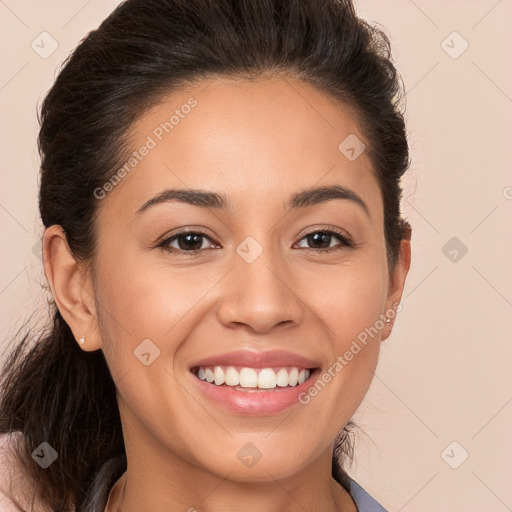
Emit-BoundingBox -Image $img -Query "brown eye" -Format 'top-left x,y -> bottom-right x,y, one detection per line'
159,231 -> 217,254
296,230 -> 352,252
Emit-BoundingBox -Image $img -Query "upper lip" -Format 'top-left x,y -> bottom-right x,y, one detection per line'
189,349 -> 320,370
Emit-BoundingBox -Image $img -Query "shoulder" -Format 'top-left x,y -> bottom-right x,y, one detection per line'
0,432 -> 53,512
81,454 -> 127,511
332,457 -> 388,512
345,476 -> 389,512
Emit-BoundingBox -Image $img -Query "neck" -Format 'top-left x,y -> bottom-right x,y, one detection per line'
106,439 -> 356,512
107,401 -> 358,512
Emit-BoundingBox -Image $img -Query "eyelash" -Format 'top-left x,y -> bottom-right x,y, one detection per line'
157,227 -> 353,255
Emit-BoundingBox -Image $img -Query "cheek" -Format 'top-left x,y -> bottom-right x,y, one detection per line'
297,261 -> 387,414
93,249 -> 216,377
92,253 -> 199,442
303,260 -> 388,348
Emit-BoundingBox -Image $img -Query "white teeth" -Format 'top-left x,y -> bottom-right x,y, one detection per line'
288,368 -> 299,386
213,366 -> 225,385
195,366 -> 312,389
276,368 -> 289,387
239,368 -> 258,387
224,366 -> 240,386
257,368 -> 277,389
204,368 -> 214,383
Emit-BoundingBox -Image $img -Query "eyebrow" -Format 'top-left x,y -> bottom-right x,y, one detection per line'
135,184 -> 370,219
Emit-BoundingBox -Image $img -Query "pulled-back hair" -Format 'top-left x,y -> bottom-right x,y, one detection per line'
0,0 -> 411,509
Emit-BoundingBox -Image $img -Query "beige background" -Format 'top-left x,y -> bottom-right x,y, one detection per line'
1,1 -> 511,510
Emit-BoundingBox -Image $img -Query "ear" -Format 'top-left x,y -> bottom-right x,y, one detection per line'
381,223 -> 412,341
42,225 -> 102,351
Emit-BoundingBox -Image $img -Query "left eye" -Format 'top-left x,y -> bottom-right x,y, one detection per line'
295,230 -> 351,251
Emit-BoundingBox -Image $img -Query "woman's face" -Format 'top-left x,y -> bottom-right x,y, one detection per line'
87,75 -> 409,482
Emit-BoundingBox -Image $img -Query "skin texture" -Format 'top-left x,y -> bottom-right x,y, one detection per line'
43,75 -> 411,512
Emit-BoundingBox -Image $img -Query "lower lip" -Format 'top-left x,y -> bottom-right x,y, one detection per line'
191,369 -> 320,415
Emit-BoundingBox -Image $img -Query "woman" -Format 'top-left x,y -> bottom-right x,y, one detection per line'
0,0 -> 412,510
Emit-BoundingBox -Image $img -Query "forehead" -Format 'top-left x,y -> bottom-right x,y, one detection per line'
100,75 -> 381,220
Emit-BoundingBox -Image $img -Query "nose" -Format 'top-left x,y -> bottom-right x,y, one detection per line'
216,243 -> 304,335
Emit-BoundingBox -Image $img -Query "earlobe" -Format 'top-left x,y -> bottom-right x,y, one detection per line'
42,225 -> 102,351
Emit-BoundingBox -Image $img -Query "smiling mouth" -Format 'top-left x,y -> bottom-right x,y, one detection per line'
191,365 -> 316,391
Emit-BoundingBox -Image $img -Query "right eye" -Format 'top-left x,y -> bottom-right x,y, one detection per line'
158,230 -> 220,255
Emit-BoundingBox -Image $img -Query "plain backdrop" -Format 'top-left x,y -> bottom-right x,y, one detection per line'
1,1 -> 511,510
